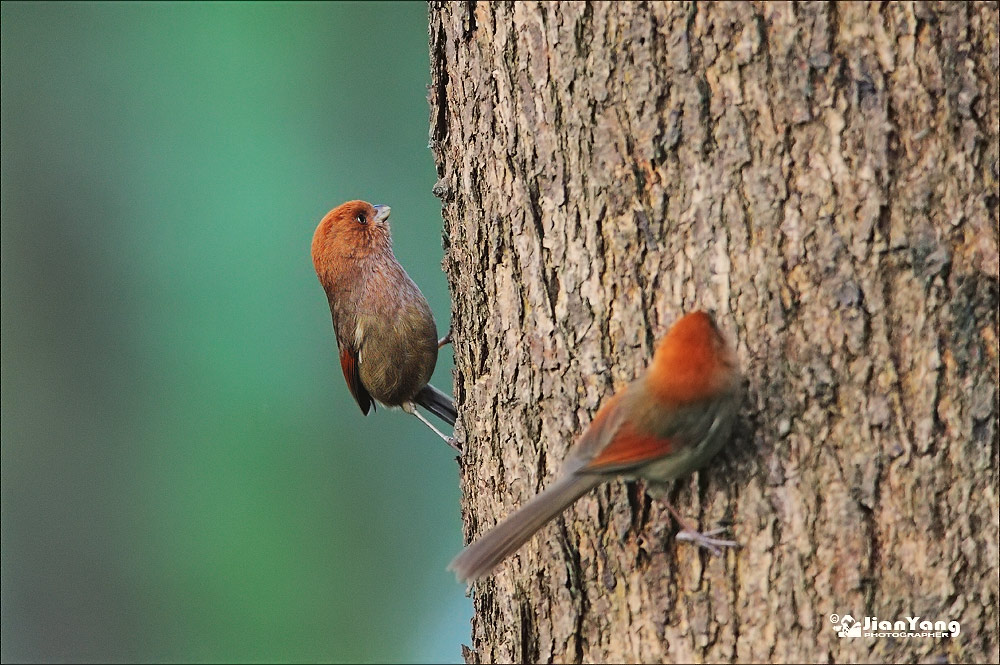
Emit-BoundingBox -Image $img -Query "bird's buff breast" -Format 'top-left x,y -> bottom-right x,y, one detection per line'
356,311 -> 437,406
349,264 -> 438,406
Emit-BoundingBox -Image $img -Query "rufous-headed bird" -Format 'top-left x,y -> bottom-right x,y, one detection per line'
449,311 -> 741,581
312,200 -> 457,449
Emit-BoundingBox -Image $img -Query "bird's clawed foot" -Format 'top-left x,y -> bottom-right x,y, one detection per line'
437,330 -> 453,349
675,527 -> 740,555
404,401 -> 461,452
664,501 -> 739,556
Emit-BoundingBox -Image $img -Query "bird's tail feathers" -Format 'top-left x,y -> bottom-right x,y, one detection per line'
448,472 -> 601,583
414,383 -> 457,426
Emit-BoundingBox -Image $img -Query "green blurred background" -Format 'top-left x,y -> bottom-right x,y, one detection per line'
1,2 -> 470,662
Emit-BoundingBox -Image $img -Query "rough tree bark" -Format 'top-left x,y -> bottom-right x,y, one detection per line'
428,2 -> 999,663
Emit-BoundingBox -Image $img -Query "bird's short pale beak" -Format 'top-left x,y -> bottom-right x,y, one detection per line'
372,205 -> 391,223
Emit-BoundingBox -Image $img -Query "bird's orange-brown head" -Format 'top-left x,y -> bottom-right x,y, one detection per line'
646,311 -> 738,405
311,200 -> 394,286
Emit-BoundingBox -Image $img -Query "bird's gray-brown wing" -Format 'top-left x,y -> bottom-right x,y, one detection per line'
338,342 -> 374,416
581,388 -> 738,481
327,285 -> 376,416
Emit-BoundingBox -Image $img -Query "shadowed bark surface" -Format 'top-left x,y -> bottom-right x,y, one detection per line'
428,2 -> 999,662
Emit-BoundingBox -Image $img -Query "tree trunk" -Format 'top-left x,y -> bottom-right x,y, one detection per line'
428,2 -> 999,662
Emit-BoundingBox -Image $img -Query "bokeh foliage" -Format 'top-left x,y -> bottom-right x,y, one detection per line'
1,2 -> 469,661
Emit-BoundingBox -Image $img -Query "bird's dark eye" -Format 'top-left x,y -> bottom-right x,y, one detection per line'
355,212 -> 367,225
